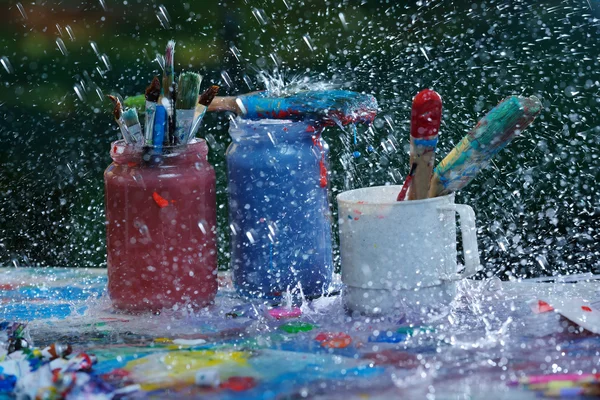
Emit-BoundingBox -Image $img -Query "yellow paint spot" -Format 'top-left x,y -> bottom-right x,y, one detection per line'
154,337 -> 173,344
124,350 -> 251,391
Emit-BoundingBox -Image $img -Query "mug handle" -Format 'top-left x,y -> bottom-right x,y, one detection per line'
438,203 -> 481,279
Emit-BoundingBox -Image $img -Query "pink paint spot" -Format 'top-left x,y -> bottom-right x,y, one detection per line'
582,306 -> 592,312
353,210 -> 362,215
376,215 -> 385,219
353,217 -> 359,221
268,307 -> 302,319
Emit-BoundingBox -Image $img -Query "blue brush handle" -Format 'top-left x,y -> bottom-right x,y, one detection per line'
152,105 -> 167,153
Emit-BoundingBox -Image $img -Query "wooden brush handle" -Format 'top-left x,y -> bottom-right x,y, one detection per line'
206,96 -> 239,113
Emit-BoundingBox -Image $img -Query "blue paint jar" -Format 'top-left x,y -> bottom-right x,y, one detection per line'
226,118 -> 334,300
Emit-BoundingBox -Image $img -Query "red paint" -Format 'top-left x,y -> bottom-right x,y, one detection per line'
537,300 -> 554,313
364,350 -> 419,368
113,145 -> 117,153
397,163 -> 417,201
220,376 -> 257,391
152,192 -> 170,208
410,89 -> 442,139
127,162 -> 138,168
315,332 -> 352,348
582,306 -> 592,312
311,132 -> 328,187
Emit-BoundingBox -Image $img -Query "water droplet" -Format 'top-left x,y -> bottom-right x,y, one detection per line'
420,47 -> 430,61
229,45 -> 242,62
156,4 -> 171,29
246,231 -> 256,244
56,24 -> 63,36
65,25 -> 75,41
98,0 -> 107,11
220,71 -> 233,89
564,86 -> 578,97
302,34 -> 315,51
16,2 -> 27,20
100,54 -> 112,71
198,221 -> 207,235
74,83 -> 86,102
242,74 -> 254,90
90,41 -> 100,56
1,56 -> 14,74
338,13 -> 348,29
251,7 -> 268,25
282,0 -> 292,10
56,38 -> 68,56
235,98 -> 247,115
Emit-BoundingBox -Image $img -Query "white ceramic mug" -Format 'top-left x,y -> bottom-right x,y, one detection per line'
337,185 -> 481,317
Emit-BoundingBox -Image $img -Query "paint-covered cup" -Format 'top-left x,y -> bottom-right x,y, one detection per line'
337,186 -> 481,318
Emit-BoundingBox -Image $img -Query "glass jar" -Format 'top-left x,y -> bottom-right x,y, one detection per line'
226,119 -> 334,300
104,139 -> 218,312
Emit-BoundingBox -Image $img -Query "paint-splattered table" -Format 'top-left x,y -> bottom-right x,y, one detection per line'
1,268 -> 599,399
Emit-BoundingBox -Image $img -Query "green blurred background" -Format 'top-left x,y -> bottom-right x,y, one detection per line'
0,0 -> 598,278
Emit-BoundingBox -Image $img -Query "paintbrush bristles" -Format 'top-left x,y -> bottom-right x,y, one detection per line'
145,76 -> 161,103
122,108 -> 140,127
199,85 -> 220,106
162,40 -> 175,98
428,95 -> 542,198
176,72 -> 202,109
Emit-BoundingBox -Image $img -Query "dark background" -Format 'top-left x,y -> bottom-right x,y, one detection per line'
0,0 -> 598,278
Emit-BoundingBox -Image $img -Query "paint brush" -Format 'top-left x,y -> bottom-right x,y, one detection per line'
428,95 -> 542,198
162,40 -> 175,98
175,72 -> 202,144
396,163 -> 417,201
403,89 -> 442,201
122,108 -> 143,144
188,85 -> 220,142
152,105 -> 167,154
107,95 -> 134,144
144,76 -> 161,146
206,90 -> 378,126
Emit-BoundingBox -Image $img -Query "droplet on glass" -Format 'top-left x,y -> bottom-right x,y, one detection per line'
302,34 -> 315,51
56,38 -> 68,56
1,56 -> 14,74
16,2 -> 27,20
251,7 -> 268,25
156,5 -> 171,29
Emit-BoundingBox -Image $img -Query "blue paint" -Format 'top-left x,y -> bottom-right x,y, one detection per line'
367,145 -> 374,152
0,374 -> 17,392
368,332 -> 408,343
412,138 -> 439,147
0,303 -> 74,320
226,119 -> 333,300
352,151 -> 361,158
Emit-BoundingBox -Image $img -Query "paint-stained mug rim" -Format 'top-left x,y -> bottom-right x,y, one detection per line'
336,185 -> 454,206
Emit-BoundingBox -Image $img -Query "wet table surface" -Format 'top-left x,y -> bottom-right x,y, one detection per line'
1,267 -> 599,399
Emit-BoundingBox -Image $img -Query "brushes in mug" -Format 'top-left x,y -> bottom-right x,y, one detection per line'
122,108 -> 143,144
402,89 -> 442,201
428,95 -> 542,198
207,90 -> 378,126
188,85 -> 220,142
107,95 -> 134,144
175,72 -> 202,144
144,76 -> 161,146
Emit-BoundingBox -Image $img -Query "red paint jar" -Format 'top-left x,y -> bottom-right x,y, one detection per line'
104,139 -> 218,312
